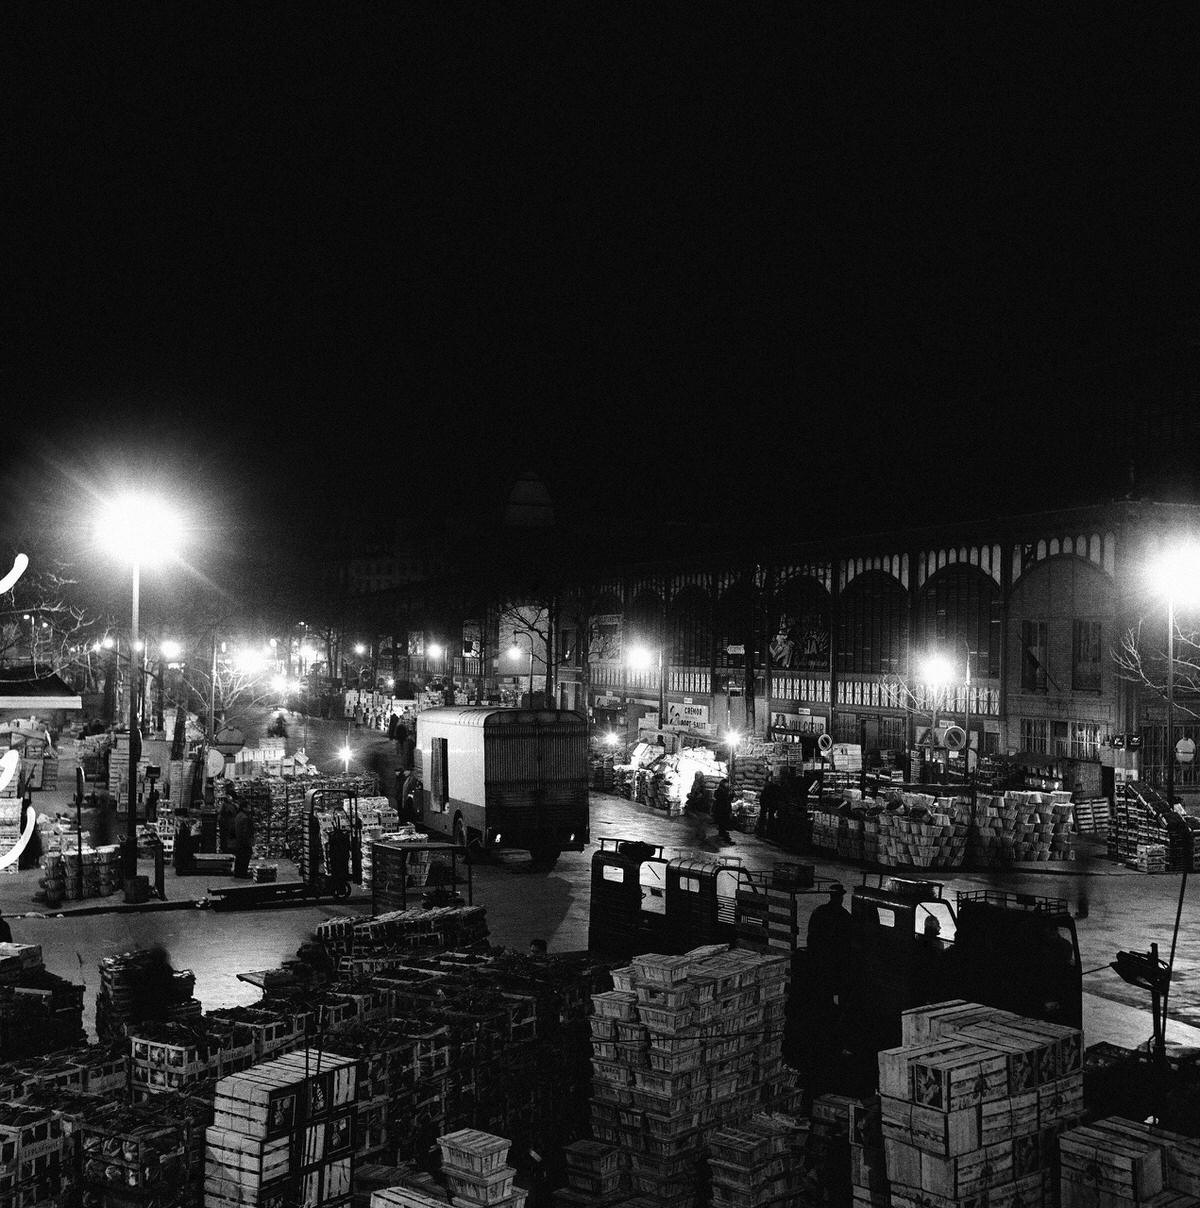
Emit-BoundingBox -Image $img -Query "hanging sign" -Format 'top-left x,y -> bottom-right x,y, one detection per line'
1176,737 -> 1196,765
668,702 -> 710,729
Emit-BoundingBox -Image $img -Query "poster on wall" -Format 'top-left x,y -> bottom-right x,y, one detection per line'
768,612 -> 830,671
770,711 -> 827,736
408,631 -> 425,656
667,701 -> 711,731
462,621 -> 482,659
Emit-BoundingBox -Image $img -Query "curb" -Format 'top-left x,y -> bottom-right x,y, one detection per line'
11,893 -> 373,921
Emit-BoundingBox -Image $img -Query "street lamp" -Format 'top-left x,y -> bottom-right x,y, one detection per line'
95,491 -> 183,880
508,633 -> 534,707
627,644 -> 666,727
1149,539 -> 1200,1040
923,645 -> 972,784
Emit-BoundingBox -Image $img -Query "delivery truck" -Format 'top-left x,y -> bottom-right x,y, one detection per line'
399,707 -> 589,864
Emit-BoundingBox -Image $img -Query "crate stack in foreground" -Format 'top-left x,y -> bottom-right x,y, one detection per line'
708,1111 -> 810,1207
586,945 -> 799,1208
0,1102 -> 68,1208
205,1048 -> 359,1208
96,952 -> 199,1041
437,1129 -> 525,1208
0,942 -> 86,1060
882,999 -> 1085,1208
1058,1116 -> 1200,1208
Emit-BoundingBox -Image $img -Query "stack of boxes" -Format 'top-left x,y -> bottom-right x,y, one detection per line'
205,1049 -> 359,1208
1058,1117 -> 1200,1207
554,1139 -> 623,1205
0,943 -> 86,1060
881,1000 -> 1085,1208
0,1103 -> 66,1208
734,864 -> 815,952
436,1129 -> 524,1208
39,844 -> 123,902
1135,843 -> 1169,873
586,945 -> 797,1208
80,1107 -> 192,1208
707,1112 -> 809,1206
96,953 -> 199,1041
128,1016 -> 257,1098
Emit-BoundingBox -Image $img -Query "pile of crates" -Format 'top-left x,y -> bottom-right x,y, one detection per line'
0,942 -> 86,1060
1135,843 -> 1169,873
316,907 -> 488,962
39,843 -> 123,902
128,1015 -> 258,1098
554,1139 -> 624,1205
734,863 -> 816,951
1058,1116 -> 1200,1206
586,945 -> 798,1208
205,1048 -> 359,1208
0,1043 -> 127,1103
437,1129 -> 524,1208
708,1112 -> 809,1206
96,952 -> 199,1041
0,1102 -> 67,1208
81,1105 -> 192,1208
881,999 -> 1085,1208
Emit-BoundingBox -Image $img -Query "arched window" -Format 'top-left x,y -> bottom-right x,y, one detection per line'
836,570 -> 909,676
627,590 -> 664,650
769,575 -> 831,672
916,565 -> 1002,679
716,580 -> 756,669
668,585 -> 713,667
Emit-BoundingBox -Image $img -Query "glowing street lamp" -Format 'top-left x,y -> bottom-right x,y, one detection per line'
923,645 -> 973,783
94,491 -> 183,880
628,643 -> 666,727
508,634 -> 534,706
1148,539 -> 1200,1040
340,743 -> 352,774
159,639 -> 182,661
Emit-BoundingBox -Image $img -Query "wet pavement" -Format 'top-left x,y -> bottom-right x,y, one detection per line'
3,710 -> 1198,1052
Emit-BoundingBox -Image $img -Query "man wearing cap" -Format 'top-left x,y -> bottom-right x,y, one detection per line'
806,882 -> 854,1005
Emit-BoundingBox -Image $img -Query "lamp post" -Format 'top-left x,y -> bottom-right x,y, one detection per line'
1149,540 -> 1200,1045
508,632 -> 534,707
96,493 -> 182,880
627,644 -> 666,728
923,646 -> 972,786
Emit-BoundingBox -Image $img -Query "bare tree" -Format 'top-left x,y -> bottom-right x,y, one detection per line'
1114,617 -> 1200,719
0,543 -> 105,685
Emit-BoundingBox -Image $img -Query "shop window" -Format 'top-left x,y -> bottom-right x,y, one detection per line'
1021,621 -> 1049,691
559,627 -> 578,667
1020,717 -> 1049,754
1071,722 -> 1100,761
1052,720 -> 1070,758
1072,620 -> 1102,692
591,617 -> 621,661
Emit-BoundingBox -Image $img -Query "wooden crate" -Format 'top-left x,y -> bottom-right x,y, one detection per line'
1059,1123 -> 1165,1203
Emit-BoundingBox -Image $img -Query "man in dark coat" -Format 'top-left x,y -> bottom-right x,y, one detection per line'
232,801 -> 255,878
386,713 -> 398,742
757,770 -> 783,839
712,779 -> 734,844
807,883 -> 854,1006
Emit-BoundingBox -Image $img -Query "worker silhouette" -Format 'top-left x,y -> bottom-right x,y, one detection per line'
806,883 -> 853,1007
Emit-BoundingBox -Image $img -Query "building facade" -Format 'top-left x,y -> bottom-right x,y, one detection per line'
548,500 -> 1200,798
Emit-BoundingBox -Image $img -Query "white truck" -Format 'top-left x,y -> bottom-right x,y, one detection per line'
400,707 -> 589,863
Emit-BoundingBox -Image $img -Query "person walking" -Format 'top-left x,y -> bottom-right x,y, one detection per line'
758,770 -> 782,840
232,800 -> 255,879
387,713 -> 398,742
712,779 -> 734,845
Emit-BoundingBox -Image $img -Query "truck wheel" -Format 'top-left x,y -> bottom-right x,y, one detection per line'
400,774 -> 421,820
530,843 -> 561,871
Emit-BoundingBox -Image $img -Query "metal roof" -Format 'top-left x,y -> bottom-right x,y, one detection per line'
418,707 -> 583,729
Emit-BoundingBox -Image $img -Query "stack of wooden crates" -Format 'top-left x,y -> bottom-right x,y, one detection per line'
204,1048 -> 359,1208
586,945 -> 798,1208
880,999 -> 1084,1208
1058,1117 -> 1200,1207
436,1128 -> 525,1208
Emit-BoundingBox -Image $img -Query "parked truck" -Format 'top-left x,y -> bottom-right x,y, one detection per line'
400,707 -> 589,864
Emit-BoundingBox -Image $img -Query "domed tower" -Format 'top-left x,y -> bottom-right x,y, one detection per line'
503,471 -> 556,528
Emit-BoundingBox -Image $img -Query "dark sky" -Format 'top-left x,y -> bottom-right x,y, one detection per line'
6,6 -> 1200,557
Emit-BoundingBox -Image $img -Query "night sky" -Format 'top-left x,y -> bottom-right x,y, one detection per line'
6,7 -> 1200,570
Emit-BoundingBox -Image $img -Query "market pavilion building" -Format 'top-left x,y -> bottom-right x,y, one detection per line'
549,500 -> 1200,803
